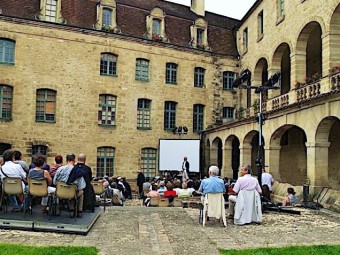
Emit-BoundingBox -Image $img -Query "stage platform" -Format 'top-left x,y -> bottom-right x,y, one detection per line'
0,206 -> 101,235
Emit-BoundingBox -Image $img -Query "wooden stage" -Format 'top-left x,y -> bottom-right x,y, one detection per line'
0,206 -> 101,235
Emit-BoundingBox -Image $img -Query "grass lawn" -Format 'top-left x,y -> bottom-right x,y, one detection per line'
219,245 -> 340,255
0,243 -> 98,255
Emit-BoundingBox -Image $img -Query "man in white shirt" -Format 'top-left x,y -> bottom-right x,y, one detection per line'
262,168 -> 274,200
0,150 -> 27,212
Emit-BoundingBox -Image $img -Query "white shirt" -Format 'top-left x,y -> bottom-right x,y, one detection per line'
0,161 -> 27,180
262,172 -> 274,191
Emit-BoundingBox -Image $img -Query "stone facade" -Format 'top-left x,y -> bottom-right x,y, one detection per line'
204,0 -> 340,193
0,0 -> 239,178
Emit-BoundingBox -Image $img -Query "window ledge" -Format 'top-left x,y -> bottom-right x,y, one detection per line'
100,74 -> 118,77
257,34 -> 264,43
36,120 -> 56,124
135,79 -> 150,83
165,82 -> 178,85
137,127 -> 152,130
0,118 -> 12,122
98,124 -> 116,128
0,62 -> 15,66
276,15 -> 285,26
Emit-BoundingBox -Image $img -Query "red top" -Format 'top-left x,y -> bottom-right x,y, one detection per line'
164,190 -> 177,197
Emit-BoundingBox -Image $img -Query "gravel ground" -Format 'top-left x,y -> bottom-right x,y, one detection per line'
0,200 -> 339,255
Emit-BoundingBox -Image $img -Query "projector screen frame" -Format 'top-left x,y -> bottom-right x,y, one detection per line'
158,138 -> 201,174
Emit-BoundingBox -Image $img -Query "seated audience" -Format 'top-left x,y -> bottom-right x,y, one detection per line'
28,153 -> 55,213
157,181 -> 167,196
177,182 -> 190,198
145,184 -> 161,206
49,154 -> 63,180
282,187 -> 298,206
164,182 -> 177,203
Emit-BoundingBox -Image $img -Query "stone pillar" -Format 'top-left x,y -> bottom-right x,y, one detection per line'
222,145 -> 233,178
322,32 -> 331,77
267,145 -> 281,182
291,52 -> 306,83
305,142 -> 330,193
210,148 -> 218,166
240,144 -> 252,168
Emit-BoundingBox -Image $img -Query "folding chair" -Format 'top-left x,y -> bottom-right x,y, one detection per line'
91,181 -> 106,211
55,181 -> 77,219
28,178 -> 48,215
0,177 -> 24,213
149,197 -> 160,207
201,193 -> 227,227
173,197 -> 183,207
158,198 -> 170,207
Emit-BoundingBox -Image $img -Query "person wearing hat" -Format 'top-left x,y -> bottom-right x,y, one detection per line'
157,180 -> 167,196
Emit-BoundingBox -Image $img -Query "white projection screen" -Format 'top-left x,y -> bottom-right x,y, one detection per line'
159,139 -> 200,172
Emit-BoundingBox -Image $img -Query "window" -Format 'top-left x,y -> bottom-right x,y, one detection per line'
243,28 -> 248,51
36,89 -> 56,123
258,11 -> 264,37
278,0 -> 285,18
164,101 -> 176,130
190,18 -> 209,50
0,85 -> 13,120
223,107 -> 235,120
100,53 -> 117,76
193,104 -> 204,132
146,8 -> 168,42
97,147 -> 115,177
0,39 -> 15,64
194,67 -> 205,87
0,143 -> 11,156
95,1 -> 119,31
223,71 -> 235,90
45,0 -> 57,22
137,99 -> 151,129
166,63 -> 178,84
152,19 -> 161,36
32,145 -> 48,156
197,28 -> 204,46
141,148 -> 157,178
135,58 -> 149,81
102,8 -> 112,27
98,94 -> 116,126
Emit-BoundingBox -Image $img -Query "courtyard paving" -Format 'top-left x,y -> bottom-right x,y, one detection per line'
0,200 -> 339,255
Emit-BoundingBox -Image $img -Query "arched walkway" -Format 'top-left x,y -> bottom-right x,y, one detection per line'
224,135 -> 240,179
270,125 -> 307,185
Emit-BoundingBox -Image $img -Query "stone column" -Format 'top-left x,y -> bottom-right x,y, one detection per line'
305,142 -> 330,193
267,145 -> 281,182
210,148 -> 218,166
222,145 -> 233,178
239,144 -> 252,168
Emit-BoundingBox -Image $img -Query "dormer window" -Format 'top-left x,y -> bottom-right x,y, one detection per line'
103,8 -> 112,27
152,19 -> 161,36
190,18 -> 209,50
96,0 -> 120,33
145,8 -> 168,42
39,0 -> 63,23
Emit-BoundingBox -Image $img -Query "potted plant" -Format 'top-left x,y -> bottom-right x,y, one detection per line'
329,65 -> 340,76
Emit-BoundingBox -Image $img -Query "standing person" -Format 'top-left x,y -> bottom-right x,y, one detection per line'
0,149 -> 27,212
261,168 -> 274,200
137,170 -> 145,199
67,154 -> 95,213
182,156 -> 190,181
13,150 -> 29,173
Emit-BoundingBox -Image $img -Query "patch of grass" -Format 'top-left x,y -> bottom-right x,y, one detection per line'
0,243 -> 98,255
219,245 -> 340,255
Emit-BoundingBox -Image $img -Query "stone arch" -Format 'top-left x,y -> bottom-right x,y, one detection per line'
211,137 -> 223,171
329,3 -> 340,67
270,125 -> 307,185
254,57 -> 269,100
315,116 -> 340,189
225,135 -> 240,180
295,21 -> 323,81
243,130 -> 261,175
272,43 -> 291,95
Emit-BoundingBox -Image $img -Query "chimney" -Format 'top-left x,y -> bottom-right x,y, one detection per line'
190,0 -> 205,17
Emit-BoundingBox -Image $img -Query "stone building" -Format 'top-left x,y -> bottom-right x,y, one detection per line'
0,0 -> 240,178
204,0 -> 340,195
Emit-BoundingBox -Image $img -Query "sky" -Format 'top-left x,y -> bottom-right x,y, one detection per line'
165,0 -> 257,20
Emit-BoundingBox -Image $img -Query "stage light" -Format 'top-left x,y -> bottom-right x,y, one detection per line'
232,70 -> 251,88
265,71 -> 281,87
